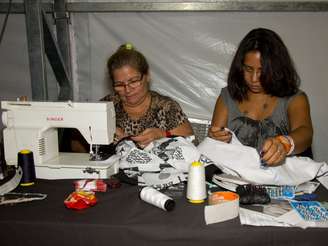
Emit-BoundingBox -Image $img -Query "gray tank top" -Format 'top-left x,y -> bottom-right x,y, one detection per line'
221,87 -> 302,151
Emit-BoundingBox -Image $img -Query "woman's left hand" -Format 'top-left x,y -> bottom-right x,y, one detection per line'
130,128 -> 164,148
261,137 -> 287,166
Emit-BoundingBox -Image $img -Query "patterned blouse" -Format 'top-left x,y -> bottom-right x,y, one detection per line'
101,91 -> 188,136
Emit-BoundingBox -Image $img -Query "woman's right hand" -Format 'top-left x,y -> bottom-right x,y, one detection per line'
208,126 -> 232,143
260,137 -> 287,166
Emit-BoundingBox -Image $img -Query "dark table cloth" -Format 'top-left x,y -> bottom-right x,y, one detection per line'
1,179 -> 328,246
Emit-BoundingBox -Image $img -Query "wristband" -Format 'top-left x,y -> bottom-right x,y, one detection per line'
165,130 -> 172,138
285,135 -> 295,155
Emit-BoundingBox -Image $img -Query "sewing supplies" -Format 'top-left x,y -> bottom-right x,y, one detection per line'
74,179 -> 107,192
140,186 -> 175,211
296,181 -> 320,194
294,193 -> 318,201
206,181 -> 218,189
0,192 -> 47,205
17,150 -> 36,186
236,184 -> 270,205
290,201 -> 328,221
204,191 -> 240,225
64,190 -> 97,210
1,100 -> 118,180
264,185 -> 296,200
211,173 -> 249,192
187,161 -> 207,203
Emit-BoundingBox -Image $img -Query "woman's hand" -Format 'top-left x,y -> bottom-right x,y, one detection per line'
130,128 -> 164,148
208,126 -> 232,143
261,137 -> 287,166
114,127 -> 127,143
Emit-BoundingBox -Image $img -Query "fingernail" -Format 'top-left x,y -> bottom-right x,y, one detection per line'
260,159 -> 268,168
259,150 -> 264,158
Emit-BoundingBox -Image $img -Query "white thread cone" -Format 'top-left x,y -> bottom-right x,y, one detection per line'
186,161 -> 207,203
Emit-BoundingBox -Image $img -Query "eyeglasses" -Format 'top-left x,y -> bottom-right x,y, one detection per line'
243,64 -> 261,77
113,74 -> 144,91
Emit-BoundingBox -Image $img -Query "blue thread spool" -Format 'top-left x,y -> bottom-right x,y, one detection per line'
18,149 -> 36,186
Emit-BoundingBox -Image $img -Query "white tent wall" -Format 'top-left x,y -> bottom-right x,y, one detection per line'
0,1 -> 328,162
72,11 -> 328,161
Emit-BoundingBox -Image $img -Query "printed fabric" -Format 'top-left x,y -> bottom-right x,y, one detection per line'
115,136 -> 200,189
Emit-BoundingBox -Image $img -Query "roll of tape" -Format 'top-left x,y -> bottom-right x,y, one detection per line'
204,191 -> 239,225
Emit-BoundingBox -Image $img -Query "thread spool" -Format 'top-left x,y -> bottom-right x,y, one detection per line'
186,161 -> 207,203
17,149 -> 36,186
140,186 -> 175,211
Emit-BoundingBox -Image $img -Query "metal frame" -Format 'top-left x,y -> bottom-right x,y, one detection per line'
42,8 -> 72,100
2,1 -> 328,13
0,2 -> 52,14
24,0 -> 48,100
1,0 -> 71,101
66,1 -> 328,12
1,1 -> 328,101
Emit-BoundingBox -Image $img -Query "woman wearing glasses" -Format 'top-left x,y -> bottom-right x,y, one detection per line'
101,44 -> 193,148
209,28 -> 313,166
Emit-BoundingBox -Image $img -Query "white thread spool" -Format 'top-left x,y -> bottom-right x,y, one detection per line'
186,161 -> 207,203
140,187 -> 175,211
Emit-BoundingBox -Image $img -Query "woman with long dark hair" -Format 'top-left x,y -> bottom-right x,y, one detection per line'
209,28 -> 313,166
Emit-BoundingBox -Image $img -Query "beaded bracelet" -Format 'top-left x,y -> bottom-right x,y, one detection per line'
285,135 -> 295,155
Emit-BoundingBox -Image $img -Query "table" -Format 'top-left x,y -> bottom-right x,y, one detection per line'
1,179 -> 328,246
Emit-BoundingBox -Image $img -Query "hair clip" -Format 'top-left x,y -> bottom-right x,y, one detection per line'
125,43 -> 133,50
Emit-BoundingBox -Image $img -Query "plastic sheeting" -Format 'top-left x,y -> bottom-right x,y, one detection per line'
71,11 -> 328,162
72,12 -> 236,119
1,8 -> 328,161
72,11 -> 326,116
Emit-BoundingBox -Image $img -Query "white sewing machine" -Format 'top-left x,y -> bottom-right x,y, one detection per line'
1,100 -> 118,179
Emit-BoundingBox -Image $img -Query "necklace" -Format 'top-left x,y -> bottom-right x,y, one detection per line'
242,95 -> 271,116
263,102 -> 269,110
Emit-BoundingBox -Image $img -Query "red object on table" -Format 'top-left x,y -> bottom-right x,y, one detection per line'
64,191 -> 97,210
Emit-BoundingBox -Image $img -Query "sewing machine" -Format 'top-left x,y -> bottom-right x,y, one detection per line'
1,100 -> 118,179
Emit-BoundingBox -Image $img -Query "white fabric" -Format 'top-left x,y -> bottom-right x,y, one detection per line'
197,135 -> 328,186
240,207 -> 328,229
114,129 -> 328,187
